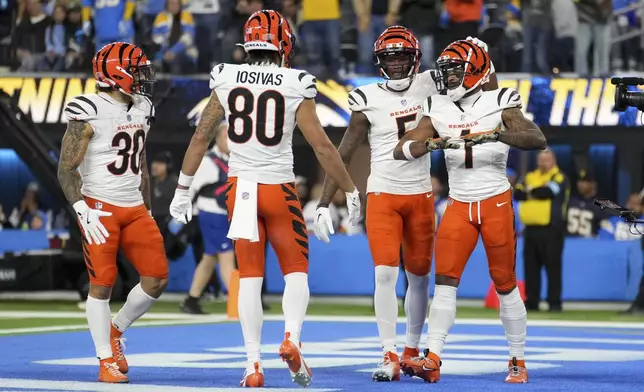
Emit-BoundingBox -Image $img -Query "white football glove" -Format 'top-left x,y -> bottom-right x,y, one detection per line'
313,206 -> 335,243
345,188 -> 361,226
169,188 -> 193,224
82,21 -> 92,36
466,36 -> 495,73
73,200 -> 112,245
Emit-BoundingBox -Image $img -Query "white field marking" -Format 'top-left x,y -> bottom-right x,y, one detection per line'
0,311 -> 230,321
0,379 -> 338,392
3,312 -> 644,330
0,318 -> 231,335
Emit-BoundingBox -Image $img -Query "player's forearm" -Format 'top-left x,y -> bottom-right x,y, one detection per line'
500,109 -> 547,150
393,140 -> 428,160
314,145 -> 355,193
483,73 -> 499,91
318,176 -> 340,207
178,93 -> 224,188
58,169 -> 84,205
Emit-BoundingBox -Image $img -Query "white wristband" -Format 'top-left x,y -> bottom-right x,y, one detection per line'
402,140 -> 415,161
178,171 -> 194,188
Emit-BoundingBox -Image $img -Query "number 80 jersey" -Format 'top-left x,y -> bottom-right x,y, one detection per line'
210,63 -> 317,184
63,93 -> 154,207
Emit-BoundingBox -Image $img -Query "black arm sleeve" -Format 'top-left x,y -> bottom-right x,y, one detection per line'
529,186 -> 555,200
513,184 -> 528,201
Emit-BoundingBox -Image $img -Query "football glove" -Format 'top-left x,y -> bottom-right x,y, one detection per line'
346,188 -> 361,226
73,200 -> 112,245
169,188 -> 193,224
313,206 -> 335,243
425,136 -> 460,152
461,130 -> 500,147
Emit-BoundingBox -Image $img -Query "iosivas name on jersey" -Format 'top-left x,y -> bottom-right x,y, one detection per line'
63,93 -> 155,207
209,63 -> 317,185
424,87 -> 522,202
348,71 -> 439,195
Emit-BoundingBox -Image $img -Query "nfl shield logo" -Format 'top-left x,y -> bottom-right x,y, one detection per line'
127,114 -> 132,121
95,202 -> 103,210
242,192 -> 250,200
401,100 -> 407,106
460,114 -> 466,121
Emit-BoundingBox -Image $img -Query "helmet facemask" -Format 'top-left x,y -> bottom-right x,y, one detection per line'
132,59 -> 156,98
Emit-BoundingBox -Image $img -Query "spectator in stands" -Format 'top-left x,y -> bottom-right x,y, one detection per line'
152,0 -> 198,74
507,167 -> 524,235
188,0 -> 220,72
300,0 -> 341,79
14,0 -> 52,71
575,0 -> 612,77
515,149 -> 569,312
137,0 -> 166,48
81,0 -> 134,50
39,4 -> 67,71
566,170 -> 606,237
399,0 -> 440,70
281,0 -> 298,40
151,151 -> 178,236
612,0 -> 641,72
9,182 -> 47,230
64,4 -> 84,71
441,0 -> 482,50
219,0 -> 263,65
551,0 -> 577,73
521,0 -> 552,74
353,0 -> 400,74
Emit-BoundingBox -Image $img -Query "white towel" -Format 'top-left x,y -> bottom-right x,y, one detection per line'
227,177 -> 260,242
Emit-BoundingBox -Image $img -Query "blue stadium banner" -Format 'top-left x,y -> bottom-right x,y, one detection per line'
0,74 -> 641,128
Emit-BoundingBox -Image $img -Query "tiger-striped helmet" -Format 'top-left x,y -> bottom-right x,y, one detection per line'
373,26 -> 421,91
92,42 -> 156,97
243,9 -> 295,67
435,40 -> 492,101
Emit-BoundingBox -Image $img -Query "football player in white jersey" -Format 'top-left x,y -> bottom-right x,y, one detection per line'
314,28 -> 497,382
393,40 -> 546,384
57,42 -> 167,384
168,10 -> 360,388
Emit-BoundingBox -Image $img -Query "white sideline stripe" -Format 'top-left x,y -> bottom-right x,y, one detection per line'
0,318 -> 231,335
2,312 -> 644,333
0,378 -> 339,392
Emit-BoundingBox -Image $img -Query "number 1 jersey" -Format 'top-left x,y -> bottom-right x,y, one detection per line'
63,92 -> 154,207
210,63 -> 317,184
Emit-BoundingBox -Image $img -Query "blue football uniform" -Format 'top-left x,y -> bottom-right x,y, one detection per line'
599,215 -> 644,241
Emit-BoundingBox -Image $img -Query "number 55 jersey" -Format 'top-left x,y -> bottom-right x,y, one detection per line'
64,92 -> 154,207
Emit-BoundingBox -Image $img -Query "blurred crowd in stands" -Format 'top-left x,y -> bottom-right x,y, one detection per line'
0,0 -> 641,78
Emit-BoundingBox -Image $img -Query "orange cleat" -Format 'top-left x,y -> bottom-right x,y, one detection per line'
402,347 -> 419,361
399,349 -> 441,383
278,333 -> 312,387
372,351 -> 400,382
240,362 -> 264,387
110,324 -> 128,374
505,357 -> 528,383
98,358 -> 128,383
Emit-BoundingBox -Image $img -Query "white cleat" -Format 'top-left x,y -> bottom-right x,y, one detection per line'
372,351 -> 401,382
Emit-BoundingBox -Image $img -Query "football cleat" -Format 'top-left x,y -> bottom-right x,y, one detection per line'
98,358 -> 128,383
399,349 -> 441,383
505,357 -> 528,383
240,362 -> 264,387
279,333 -> 312,387
372,351 -> 400,382
402,347 -> 419,361
110,324 -> 128,374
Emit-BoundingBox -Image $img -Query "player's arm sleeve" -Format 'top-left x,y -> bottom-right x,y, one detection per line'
347,88 -> 367,112
296,71 -> 318,99
497,87 -> 522,110
209,63 -> 226,90
63,96 -> 98,132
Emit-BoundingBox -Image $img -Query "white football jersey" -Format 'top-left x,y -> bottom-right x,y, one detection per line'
210,63 -> 316,184
424,87 -> 522,202
63,93 -> 155,207
349,71 -> 439,195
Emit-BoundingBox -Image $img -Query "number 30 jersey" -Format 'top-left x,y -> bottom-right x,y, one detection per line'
349,71 -> 438,195
424,88 -> 521,202
63,92 -> 154,207
210,63 -> 317,184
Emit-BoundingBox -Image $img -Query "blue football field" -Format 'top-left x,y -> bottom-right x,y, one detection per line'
1,316 -> 644,391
